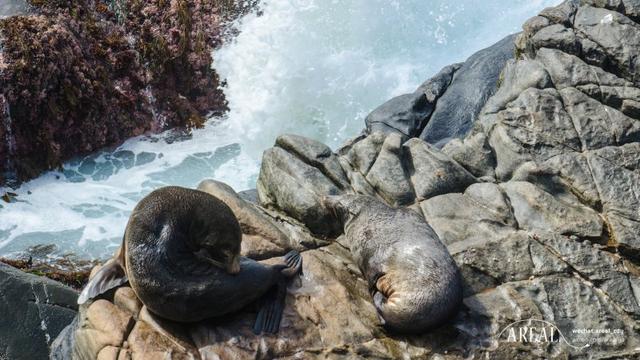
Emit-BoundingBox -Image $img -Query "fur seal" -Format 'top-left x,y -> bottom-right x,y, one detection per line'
78,186 -> 302,333
324,194 -> 462,333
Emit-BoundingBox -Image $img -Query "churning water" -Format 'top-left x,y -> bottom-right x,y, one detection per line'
0,0 -> 560,259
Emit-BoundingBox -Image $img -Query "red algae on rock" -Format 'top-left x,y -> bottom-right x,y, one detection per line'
0,0 -> 251,185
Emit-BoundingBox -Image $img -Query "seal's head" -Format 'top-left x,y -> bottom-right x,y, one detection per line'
323,194 -> 380,226
190,211 -> 242,275
199,232 -> 241,274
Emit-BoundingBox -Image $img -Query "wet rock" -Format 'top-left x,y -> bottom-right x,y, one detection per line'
365,62 -> 461,138
417,63 -> 462,102
135,152 -> 156,166
365,92 -> 433,137
420,34 -> 518,147
0,262 -> 77,360
257,145 -> 343,236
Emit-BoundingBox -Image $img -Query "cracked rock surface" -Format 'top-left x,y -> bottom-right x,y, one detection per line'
0,262 -> 78,360
52,1 -> 640,359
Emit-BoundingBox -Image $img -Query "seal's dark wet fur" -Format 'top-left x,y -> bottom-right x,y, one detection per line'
79,186 -> 301,333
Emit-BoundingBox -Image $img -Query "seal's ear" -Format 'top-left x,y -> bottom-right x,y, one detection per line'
77,252 -> 128,305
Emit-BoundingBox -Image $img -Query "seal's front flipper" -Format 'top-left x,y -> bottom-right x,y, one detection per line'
253,279 -> 287,334
77,257 -> 128,305
373,291 -> 387,326
280,250 -> 303,278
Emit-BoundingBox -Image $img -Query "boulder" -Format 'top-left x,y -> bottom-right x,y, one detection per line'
275,134 -> 350,190
421,182 -> 516,246
574,6 -> 640,84
341,131 -> 386,176
364,92 -> 433,137
364,63 -> 461,137
198,179 -> 330,258
257,145 -> 343,237
405,138 -> 476,200
364,133 -> 415,206
420,34 -> 518,147
0,263 -> 78,360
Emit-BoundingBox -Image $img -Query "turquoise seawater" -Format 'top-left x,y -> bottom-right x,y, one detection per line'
0,0 -> 560,259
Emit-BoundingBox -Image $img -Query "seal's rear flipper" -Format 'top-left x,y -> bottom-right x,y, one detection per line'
253,279 -> 287,334
77,257 -> 128,305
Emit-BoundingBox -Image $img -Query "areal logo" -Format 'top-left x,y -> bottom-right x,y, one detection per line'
496,319 -> 590,351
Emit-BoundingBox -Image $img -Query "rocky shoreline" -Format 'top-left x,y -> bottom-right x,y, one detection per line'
2,0 -> 640,359
0,0 -> 255,186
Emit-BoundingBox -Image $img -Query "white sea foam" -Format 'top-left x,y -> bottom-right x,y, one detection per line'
0,0 -> 560,259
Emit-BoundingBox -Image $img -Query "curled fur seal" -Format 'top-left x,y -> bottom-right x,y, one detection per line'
78,186 -> 302,333
324,194 -> 462,333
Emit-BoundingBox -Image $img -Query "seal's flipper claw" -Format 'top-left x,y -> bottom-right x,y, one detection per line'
253,280 -> 287,334
280,250 -> 302,278
284,251 -> 296,262
77,258 -> 128,305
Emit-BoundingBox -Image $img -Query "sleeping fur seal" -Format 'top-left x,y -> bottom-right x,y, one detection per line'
78,186 -> 302,333
324,194 -> 462,333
